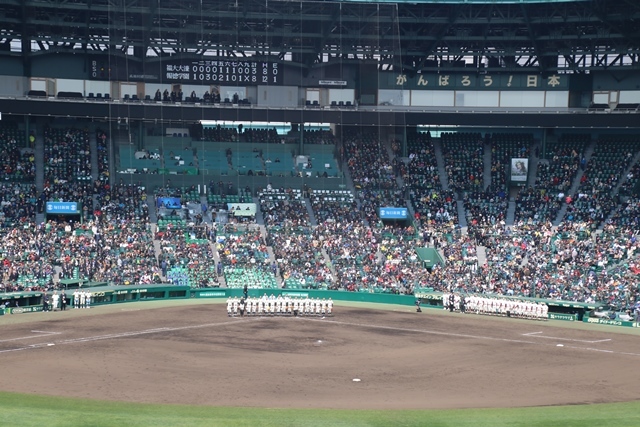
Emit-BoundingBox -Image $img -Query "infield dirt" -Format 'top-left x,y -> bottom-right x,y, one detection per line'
1,302 -> 639,410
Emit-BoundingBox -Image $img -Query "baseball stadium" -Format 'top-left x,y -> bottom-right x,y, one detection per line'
1,0 -> 640,425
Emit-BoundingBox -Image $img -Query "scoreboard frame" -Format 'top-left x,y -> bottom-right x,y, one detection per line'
164,60 -> 281,85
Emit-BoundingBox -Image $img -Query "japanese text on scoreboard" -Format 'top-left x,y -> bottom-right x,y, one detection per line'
165,60 -> 281,85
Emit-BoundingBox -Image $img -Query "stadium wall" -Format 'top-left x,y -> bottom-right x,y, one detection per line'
4,285 -> 640,328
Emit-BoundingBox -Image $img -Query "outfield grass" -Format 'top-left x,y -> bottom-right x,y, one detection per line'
1,392 -> 639,427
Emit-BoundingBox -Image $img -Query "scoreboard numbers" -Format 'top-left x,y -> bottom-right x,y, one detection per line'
165,61 -> 280,85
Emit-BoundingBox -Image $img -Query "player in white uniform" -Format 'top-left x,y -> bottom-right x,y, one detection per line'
74,290 -> 80,308
226,297 -> 233,316
52,292 -> 59,311
85,291 -> 91,309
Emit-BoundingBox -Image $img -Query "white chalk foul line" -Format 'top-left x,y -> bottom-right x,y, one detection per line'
521,332 -> 612,344
0,331 -> 62,343
0,318 -> 253,354
303,318 -> 640,358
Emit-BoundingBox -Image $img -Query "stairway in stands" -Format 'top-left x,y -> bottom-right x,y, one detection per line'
553,138 -> 596,226
598,150 -> 640,230
34,128 -> 45,224
89,124 -> 100,214
432,138 -> 449,191
476,245 -> 488,267
434,137 -> 468,230
304,196 -> 318,226
483,137 -> 492,191
505,199 -> 516,225
146,196 -> 158,223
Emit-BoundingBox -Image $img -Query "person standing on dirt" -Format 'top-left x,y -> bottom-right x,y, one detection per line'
52,291 -> 59,312
60,292 -> 67,311
239,297 -> 245,317
42,293 -> 49,312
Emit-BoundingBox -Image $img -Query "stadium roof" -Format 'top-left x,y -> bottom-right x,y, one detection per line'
334,0 -> 588,3
1,0 -> 639,74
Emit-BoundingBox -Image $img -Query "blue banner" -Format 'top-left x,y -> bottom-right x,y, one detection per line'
46,202 -> 79,214
379,207 -> 408,219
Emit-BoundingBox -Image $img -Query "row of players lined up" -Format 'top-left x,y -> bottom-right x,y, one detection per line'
42,289 -> 93,311
226,296 -> 334,317
441,293 -> 549,320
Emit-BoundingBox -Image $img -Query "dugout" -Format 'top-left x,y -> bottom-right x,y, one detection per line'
0,290 -> 44,313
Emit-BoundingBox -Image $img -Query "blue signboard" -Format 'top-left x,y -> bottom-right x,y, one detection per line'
46,202 -> 79,214
379,207 -> 408,220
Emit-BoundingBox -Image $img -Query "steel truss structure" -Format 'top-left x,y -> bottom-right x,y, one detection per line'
1,0 -> 639,74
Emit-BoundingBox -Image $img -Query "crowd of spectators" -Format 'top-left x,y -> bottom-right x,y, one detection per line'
3,126 -> 640,314
344,131 -> 397,191
489,133 -> 532,189
441,132 -> 484,193
619,161 -> 640,197
607,197 -> 640,228
541,135 -> 588,194
0,124 -> 35,182
0,223 -> 55,292
202,126 -> 238,142
514,183 -> 561,224
259,187 -> 310,227
95,183 -> 149,223
43,126 -> 92,184
0,183 -> 37,227
463,189 -> 508,230
376,225 -> 434,294
96,129 -> 110,182
267,226 -> 333,289
515,134 -> 589,223
302,130 -> 336,145
42,181 -> 94,221
159,224 -> 215,288
309,189 -> 360,224
201,125 -> 286,144
560,138 -> 638,228
403,133 -> 459,227
314,221 -> 382,292
435,220 -> 640,311
0,217 -> 160,292
216,226 -> 274,285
